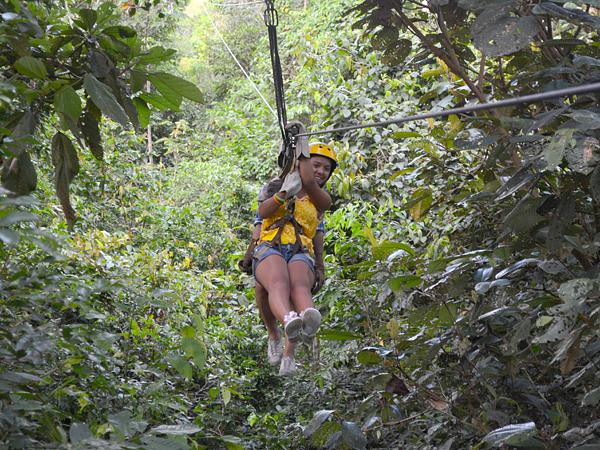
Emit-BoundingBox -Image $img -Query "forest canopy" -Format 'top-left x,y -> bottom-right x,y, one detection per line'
1,0 -> 600,449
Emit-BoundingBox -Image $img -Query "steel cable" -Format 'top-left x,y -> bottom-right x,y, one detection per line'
295,82 -> 600,138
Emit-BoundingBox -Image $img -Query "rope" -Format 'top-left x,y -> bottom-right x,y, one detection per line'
201,4 -> 277,119
296,82 -> 600,138
264,0 -> 288,145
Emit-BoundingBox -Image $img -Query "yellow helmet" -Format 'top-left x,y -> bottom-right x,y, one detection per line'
309,142 -> 337,172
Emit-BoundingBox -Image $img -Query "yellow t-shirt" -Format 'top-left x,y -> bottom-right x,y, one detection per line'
259,196 -> 320,255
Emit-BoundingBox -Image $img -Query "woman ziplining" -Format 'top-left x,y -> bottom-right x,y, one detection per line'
240,143 -> 337,376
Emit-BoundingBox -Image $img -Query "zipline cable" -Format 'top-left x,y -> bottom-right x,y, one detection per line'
295,82 -> 600,138
212,1 -> 263,6
201,3 -> 277,119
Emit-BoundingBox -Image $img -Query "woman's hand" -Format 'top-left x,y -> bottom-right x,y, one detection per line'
299,157 -> 331,211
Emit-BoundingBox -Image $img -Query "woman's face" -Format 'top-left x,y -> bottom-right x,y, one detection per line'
310,155 -> 333,187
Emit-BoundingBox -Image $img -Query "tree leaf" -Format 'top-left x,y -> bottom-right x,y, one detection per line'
408,187 -> 432,220
140,92 -> 180,111
14,56 -> 47,79
495,165 -> 538,201
148,72 -> 203,103
545,128 -> 575,170
388,275 -> 422,291
0,211 -> 37,227
502,195 -> 544,235
304,410 -> 335,437
131,69 -> 147,93
341,421 -> 367,450
373,241 -> 415,260
79,105 -> 103,160
83,74 -> 130,128
52,132 -> 79,229
170,356 -> 192,379
134,97 -> 150,129
472,7 -> 539,57
138,46 -> 177,65
565,136 -> 599,174
149,424 -> 201,435
69,423 -> 92,444
78,8 -> 97,30
1,151 -> 38,196
319,329 -> 361,341
357,349 -> 382,365
54,86 -> 82,122
0,228 -> 19,246
141,436 -> 189,450
582,386 -> 600,406
181,337 -> 206,368
483,422 -> 538,447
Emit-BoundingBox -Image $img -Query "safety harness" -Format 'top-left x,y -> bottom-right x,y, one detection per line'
264,199 -> 306,255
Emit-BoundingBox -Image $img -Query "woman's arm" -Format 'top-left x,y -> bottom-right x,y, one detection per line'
258,192 -> 286,218
299,158 -> 332,211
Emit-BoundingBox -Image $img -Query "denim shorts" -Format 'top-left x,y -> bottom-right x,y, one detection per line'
252,243 -> 315,275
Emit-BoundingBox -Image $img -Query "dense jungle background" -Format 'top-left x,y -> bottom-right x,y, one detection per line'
2,0 -> 600,448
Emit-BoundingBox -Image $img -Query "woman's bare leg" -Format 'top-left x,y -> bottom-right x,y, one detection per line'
255,281 -> 279,340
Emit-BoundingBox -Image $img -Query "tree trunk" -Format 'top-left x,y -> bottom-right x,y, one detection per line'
304,0 -> 309,9
145,80 -> 153,164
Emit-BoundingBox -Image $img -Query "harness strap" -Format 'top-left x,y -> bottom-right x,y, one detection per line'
264,200 -> 305,254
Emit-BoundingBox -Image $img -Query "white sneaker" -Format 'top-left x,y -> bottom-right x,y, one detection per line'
300,307 -> 321,342
267,336 -> 283,366
284,316 -> 303,343
278,356 -> 296,376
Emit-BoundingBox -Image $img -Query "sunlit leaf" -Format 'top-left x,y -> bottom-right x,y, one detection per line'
14,56 -> 47,79
304,410 -> 335,437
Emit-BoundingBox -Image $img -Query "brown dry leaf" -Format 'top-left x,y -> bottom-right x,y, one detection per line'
427,398 -> 449,412
560,333 -> 582,375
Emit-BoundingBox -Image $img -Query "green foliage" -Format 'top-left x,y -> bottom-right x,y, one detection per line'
0,0 -> 202,225
3,0 -> 600,449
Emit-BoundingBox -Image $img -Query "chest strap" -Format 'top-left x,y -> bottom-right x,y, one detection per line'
265,200 -> 305,254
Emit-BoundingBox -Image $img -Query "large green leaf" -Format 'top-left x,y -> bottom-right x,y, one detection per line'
483,422 -> 539,447
14,56 -> 47,79
83,74 -> 130,128
0,228 -> 19,246
170,355 -> 193,379
148,72 -> 203,104
140,92 -> 180,111
54,86 -> 82,122
319,329 -> 361,341
1,151 -> 37,196
77,8 -> 97,30
544,128 -> 575,170
150,424 -> 201,435
472,7 -> 539,57
133,98 -> 150,128
373,241 -> 415,260
388,275 -> 422,291
408,187 -> 433,220
181,337 -> 206,368
51,132 -> 79,228
304,410 -> 335,437
79,104 -> 103,160
341,421 -> 367,450
138,46 -> 177,65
